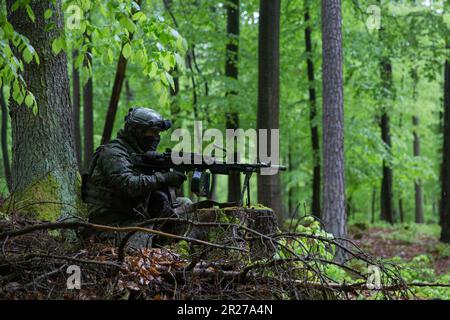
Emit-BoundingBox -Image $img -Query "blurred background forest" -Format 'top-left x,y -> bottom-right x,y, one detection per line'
3,1 -> 446,222
0,0 -> 450,299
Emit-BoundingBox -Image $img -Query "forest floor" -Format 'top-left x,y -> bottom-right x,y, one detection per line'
349,222 -> 450,299
350,224 -> 450,274
1,213 -> 448,300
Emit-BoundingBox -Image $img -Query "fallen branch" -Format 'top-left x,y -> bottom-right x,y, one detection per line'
0,221 -> 247,254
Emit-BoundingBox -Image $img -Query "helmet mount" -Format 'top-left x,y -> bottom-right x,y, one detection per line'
124,108 -> 172,133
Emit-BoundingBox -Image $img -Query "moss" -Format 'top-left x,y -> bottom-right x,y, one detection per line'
248,203 -> 273,211
1,170 -> 88,223
173,240 -> 190,257
74,172 -> 88,218
10,173 -> 61,221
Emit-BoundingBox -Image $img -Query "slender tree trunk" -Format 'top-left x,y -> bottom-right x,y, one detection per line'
411,68 -> 424,223
304,0 -> 321,219
101,46 -> 127,145
225,0 -> 241,203
371,188 -> 376,224
83,38 -> 94,171
378,2 -> 394,224
101,1 -> 141,145
379,59 -> 395,224
257,0 -> 283,223
413,115 -> 424,223
347,195 -> 353,222
321,0 -> 347,262
288,146 -> 294,214
440,36 -> 450,242
72,50 -> 82,170
125,78 -> 134,108
0,85 -> 12,191
6,0 -> 80,220
398,198 -> 404,223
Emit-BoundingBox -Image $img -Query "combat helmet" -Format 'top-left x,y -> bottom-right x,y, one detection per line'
124,107 -> 172,133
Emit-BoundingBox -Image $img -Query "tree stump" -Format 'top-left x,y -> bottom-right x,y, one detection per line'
189,206 -> 278,262
244,207 -> 278,260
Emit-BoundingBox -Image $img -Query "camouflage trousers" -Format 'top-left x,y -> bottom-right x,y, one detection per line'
125,196 -> 195,249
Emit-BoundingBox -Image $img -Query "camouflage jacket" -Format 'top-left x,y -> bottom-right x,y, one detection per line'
82,129 -> 162,225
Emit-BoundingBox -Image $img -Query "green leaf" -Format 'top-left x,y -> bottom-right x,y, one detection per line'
132,12 -> 146,22
108,49 -> 114,63
25,92 -> 34,107
3,21 -> 14,38
32,103 -> 38,116
11,1 -> 20,11
148,61 -> 158,77
44,9 -> 53,19
25,5 -> 36,23
51,37 -> 64,54
165,71 -> 174,90
120,17 -> 136,33
23,48 -> 33,64
122,43 -> 132,59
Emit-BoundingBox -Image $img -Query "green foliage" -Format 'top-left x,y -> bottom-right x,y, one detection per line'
395,255 -> 450,299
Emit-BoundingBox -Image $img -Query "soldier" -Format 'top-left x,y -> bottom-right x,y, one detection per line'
81,107 -> 193,247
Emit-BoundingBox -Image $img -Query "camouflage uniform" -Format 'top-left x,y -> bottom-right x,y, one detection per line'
81,109 -> 192,247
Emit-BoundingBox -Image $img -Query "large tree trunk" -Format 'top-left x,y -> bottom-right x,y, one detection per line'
6,0 -> 80,221
440,38 -> 450,243
304,0 -> 321,218
257,0 -> 283,224
83,37 -> 94,171
225,0 -> 241,203
0,85 -> 12,191
72,50 -> 82,170
321,0 -> 347,262
411,68 -> 424,224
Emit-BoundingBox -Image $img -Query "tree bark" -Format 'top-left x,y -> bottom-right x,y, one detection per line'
225,0 -> 241,203
0,85 -> 12,191
257,0 -> 283,224
440,37 -> 450,242
379,59 -> 394,224
83,37 -> 94,171
101,48 -> 127,145
321,0 -> 347,262
371,188 -> 376,224
399,198 -> 404,223
411,68 -> 424,224
412,116 -> 424,223
72,50 -> 82,170
6,0 -> 80,220
378,1 -> 395,224
101,1 -> 141,145
304,0 -> 321,218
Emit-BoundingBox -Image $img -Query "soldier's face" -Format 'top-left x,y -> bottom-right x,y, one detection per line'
138,128 -> 161,151
143,128 -> 160,138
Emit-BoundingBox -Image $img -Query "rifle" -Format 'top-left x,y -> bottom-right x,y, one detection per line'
131,149 -> 286,207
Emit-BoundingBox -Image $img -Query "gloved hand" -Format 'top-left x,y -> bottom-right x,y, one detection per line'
155,171 -> 187,188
